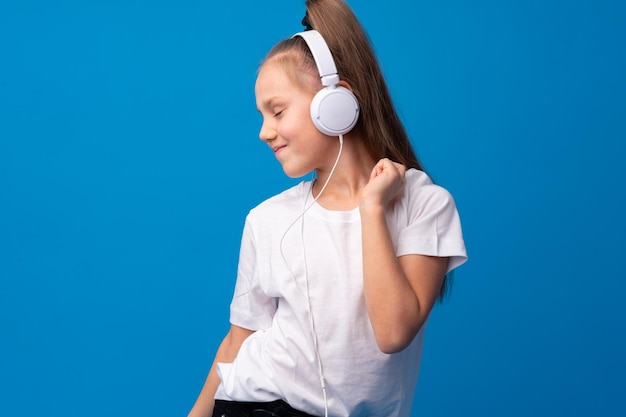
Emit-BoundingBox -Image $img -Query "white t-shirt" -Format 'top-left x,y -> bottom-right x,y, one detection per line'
215,169 -> 467,417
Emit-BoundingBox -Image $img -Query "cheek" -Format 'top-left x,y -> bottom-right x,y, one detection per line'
281,106 -> 314,137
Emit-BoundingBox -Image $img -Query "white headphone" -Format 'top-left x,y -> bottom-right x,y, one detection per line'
292,30 -> 360,137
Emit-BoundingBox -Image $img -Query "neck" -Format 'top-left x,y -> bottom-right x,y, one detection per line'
312,134 -> 375,211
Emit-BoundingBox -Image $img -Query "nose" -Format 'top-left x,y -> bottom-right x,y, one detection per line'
259,119 -> 277,143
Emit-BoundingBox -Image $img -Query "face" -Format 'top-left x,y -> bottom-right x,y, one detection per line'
255,60 -> 336,178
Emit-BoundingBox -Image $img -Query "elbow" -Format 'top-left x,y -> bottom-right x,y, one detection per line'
373,325 -> 422,354
377,339 -> 410,355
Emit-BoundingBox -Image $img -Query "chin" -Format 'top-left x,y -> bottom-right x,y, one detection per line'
281,164 -> 312,179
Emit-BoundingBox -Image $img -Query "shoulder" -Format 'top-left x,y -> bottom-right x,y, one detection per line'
396,170 -> 467,269
402,169 -> 458,216
405,169 -> 454,200
246,180 -> 310,225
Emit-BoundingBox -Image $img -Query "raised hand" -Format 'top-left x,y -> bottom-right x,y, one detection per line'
360,158 -> 407,209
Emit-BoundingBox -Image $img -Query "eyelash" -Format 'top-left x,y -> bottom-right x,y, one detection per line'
273,110 -> 283,118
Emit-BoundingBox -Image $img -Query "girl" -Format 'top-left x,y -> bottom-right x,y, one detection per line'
188,1 -> 467,416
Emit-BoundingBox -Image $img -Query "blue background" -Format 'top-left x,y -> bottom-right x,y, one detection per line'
1,1 -> 624,416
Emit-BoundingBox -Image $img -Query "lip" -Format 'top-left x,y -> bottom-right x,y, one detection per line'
272,145 -> 286,154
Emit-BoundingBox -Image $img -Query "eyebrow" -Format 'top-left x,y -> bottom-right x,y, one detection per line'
257,97 -> 283,113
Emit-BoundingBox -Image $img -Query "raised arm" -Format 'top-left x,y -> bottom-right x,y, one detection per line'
359,159 -> 449,354
187,325 -> 255,417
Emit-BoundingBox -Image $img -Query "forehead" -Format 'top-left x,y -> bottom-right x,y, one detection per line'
255,58 -> 319,98
255,61 -> 293,93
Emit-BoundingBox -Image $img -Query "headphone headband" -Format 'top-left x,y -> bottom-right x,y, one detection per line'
290,29 -> 360,136
292,30 -> 340,87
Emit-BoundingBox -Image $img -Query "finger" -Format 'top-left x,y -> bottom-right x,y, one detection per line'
391,162 -> 406,180
390,161 -> 406,172
370,163 -> 382,180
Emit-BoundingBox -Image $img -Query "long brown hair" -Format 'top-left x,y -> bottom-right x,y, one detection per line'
264,0 -> 423,171
262,0 -> 453,301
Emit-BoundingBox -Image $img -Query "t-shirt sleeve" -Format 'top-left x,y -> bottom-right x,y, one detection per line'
396,182 -> 468,273
228,217 -> 278,331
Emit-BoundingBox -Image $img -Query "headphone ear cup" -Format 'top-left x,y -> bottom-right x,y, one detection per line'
310,86 -> 360,136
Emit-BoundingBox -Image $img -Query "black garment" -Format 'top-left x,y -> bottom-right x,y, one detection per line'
213,399 -> 319,417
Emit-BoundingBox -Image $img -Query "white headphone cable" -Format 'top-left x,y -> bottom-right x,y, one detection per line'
279,134 -> 343,417
279,133 -> 344,260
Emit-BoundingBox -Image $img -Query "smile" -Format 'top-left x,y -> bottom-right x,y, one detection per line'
273,145 -> 286,154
